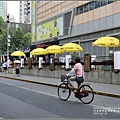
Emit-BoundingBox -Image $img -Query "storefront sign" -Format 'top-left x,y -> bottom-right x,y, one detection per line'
36,44 -> 51,48
37,16 -> 63,41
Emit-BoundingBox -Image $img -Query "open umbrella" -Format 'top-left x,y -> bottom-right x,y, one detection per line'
92,36 -> 120,47
46,45 -> 62,54
30,48 -> 47,55
11,51 -> 26,56
61,43 -> 83,53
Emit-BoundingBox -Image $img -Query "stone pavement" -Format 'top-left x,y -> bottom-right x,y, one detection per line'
0,72 -> 120,99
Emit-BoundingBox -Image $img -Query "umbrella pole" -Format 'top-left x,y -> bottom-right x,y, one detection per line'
106,47 -> 109,56
114,47 -> 115,51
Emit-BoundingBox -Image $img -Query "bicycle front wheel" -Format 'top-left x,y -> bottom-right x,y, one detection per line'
57,83 -> 71,101
79,84 -> 94,104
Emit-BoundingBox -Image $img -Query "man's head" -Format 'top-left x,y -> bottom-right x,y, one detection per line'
75,57 -> 80,63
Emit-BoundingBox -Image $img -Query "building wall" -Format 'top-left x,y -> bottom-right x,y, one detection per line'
19,1 -> 31,24
35,1 -> 120,57
5,22 -> 31,34
0,1 -> 7,20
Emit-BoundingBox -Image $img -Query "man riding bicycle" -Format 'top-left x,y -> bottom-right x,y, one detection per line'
66,57 -> 85,90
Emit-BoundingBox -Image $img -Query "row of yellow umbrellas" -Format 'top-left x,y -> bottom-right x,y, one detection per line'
10,36 -> 120,57
30,43 -> 83,55
10,43 -> 83,57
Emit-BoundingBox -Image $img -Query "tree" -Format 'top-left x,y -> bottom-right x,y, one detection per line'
22,32 -> 31,49
0,16 -> 6,54
10,27 -> 24,53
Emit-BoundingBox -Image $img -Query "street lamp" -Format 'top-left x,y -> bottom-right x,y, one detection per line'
6,14 -> 10,67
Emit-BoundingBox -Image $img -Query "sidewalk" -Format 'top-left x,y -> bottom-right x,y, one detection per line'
0,72 -> 120,98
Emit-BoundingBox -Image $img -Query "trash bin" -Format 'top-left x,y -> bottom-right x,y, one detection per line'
84,52 -> 91,72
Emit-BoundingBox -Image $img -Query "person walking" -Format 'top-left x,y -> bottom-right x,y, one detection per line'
2,61 -> 7,73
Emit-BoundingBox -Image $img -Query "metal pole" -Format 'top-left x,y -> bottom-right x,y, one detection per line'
6,14 -> 10,68
7,23 -> 9,67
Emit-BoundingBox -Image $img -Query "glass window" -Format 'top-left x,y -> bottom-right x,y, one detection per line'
108,1 -> 114,4
77,6 -> 83,15
16,24 -> 19,28
101,1 -> 107,6
84,4 -> 89,12
89,1 -> 95,10
95,1 -> 101,9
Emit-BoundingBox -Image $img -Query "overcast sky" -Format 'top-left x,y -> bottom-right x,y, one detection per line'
7,1 -> 19,22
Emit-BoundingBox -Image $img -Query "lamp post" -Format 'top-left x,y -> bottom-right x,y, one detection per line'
6,14 -> 10,67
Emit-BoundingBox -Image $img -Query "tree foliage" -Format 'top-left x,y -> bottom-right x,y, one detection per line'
0,16 -> 6,54
0,18 -> 31,55
10,27 -> 24,53
23,32 -> 31,48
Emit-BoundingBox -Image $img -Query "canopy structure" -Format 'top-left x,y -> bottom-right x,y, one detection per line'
61,43 -> 83,53
30,48 -> 47,55
11,51 -> 26,56
46,45 -> 62,54
92,36 -> 120,47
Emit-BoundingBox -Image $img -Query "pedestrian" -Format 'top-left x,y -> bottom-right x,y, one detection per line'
2,61 -> 7,73
15,63 -> 20,76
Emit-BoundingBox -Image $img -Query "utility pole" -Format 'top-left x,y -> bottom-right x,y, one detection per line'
6,14 -> 10,68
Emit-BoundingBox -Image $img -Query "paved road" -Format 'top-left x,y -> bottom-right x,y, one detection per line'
0,77 -> 120,119
0,73 -> 120,98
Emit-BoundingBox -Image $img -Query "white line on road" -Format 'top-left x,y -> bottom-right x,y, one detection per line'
0,81 -> 120,114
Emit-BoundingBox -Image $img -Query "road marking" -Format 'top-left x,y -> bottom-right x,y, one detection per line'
0,81 -> 120,114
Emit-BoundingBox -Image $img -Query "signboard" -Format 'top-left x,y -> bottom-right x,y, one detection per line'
114,51 -> 120,69
31,1 -> 36,42
37,16 -> 63,41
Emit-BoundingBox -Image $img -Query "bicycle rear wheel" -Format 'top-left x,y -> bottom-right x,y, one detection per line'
79,84 -> 94,104
57,83 -> 71,101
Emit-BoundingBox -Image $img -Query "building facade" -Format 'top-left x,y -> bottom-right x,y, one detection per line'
19,1 -> 31,24
31,1 -> 120,57
0,1 -> 7,20
5,22 -> 31,34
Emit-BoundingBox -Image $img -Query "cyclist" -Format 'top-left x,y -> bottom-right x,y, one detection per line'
66,57 -> 85,90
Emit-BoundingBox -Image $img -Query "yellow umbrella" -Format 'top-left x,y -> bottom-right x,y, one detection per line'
11,51 -> 26,56
30,48 -> 47,55
46,45 -> 62,54
61,43 -> 83,52
92,36 -> 120,47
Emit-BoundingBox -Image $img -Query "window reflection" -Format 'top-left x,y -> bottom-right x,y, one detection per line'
101,1 -> 107,6
84,4 -> 89,12
89,1 -> 95,10
76,0 -> 115,16
95,1 -> 101,8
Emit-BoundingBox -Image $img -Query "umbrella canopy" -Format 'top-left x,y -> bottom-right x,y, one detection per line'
11,51 -> 26,56
30,48 -> 47,55
61,43 -> 83,52
92,36 -> 120,47
46,45 -> 62,54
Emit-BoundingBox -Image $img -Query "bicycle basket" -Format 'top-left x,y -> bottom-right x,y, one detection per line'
61,75 -> 66,82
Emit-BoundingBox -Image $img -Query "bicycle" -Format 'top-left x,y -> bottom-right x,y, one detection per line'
57,75 -> 94,104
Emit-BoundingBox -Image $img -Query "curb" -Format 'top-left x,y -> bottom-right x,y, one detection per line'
0,75 -> 120,99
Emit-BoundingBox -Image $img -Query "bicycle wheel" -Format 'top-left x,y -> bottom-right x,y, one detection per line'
57,83 -> 71,101
79,84 -> 94,104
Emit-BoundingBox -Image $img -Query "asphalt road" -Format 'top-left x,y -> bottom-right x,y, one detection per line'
0,77 -> 120,119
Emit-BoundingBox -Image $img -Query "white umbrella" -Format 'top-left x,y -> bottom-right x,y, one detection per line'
14,60 -> 21,63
